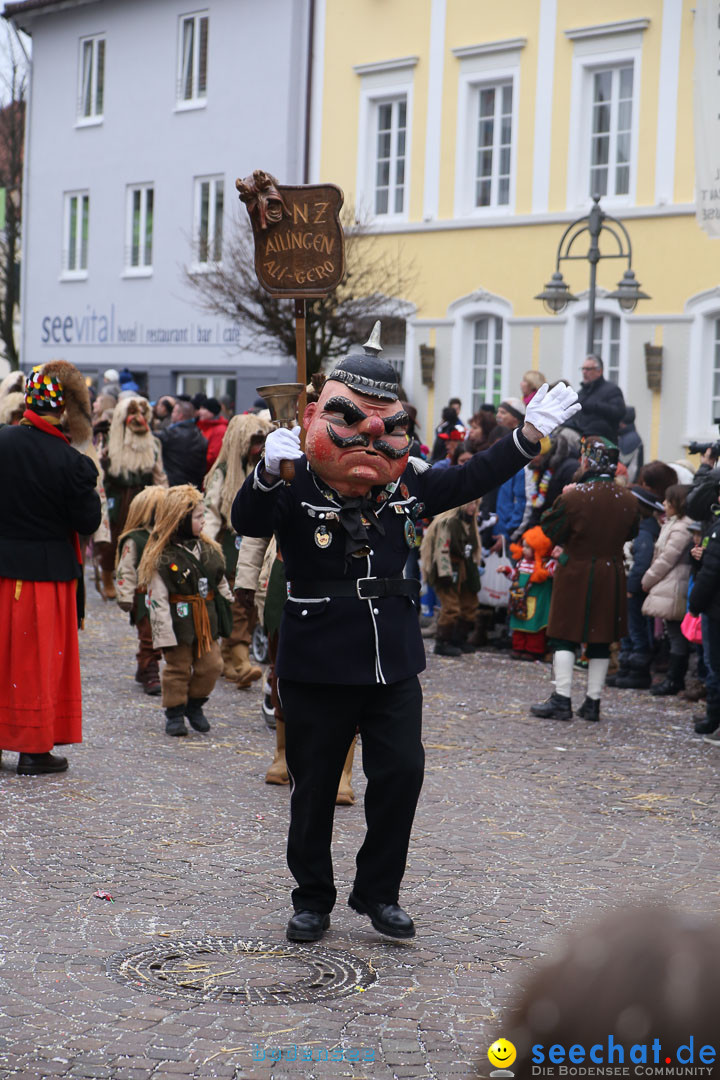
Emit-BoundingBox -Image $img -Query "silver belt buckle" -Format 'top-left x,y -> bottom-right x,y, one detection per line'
356,576 -> 376,599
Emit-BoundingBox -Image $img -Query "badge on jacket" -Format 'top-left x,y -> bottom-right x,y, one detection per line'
404,519 -> 417,548
176,601 -> 190,617
198,577 -> 209,598
314,525 -> 332,549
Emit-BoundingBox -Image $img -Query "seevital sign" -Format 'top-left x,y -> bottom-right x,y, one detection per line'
237,169 -> 345,298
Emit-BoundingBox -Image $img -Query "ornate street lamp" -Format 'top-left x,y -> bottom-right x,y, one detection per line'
534,194 -> 650,354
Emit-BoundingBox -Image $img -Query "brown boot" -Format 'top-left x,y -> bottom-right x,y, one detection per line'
336,736 -> 356,806
232,643 -> 262,689
265,719 -> 289,785
221,640 -> 240,680
101,569 -> 116,600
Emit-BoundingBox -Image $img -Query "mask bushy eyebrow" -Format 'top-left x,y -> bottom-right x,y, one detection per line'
322,396 -> 367,425
383,410 -> 409,433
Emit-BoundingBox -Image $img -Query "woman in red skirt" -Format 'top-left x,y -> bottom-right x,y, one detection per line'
0,362 -> 101,775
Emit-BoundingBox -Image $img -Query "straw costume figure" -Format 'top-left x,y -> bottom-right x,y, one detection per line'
204,412 -> 274,687
139,485 -> 233,736
420,500 -> 482,657
116,486 -> 167,696
99,396 -> 167,599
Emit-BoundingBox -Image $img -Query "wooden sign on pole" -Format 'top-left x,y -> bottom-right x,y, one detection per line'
237,169 -> 345,479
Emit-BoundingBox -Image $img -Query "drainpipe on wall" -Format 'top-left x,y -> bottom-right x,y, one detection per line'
303,0 -> 316,184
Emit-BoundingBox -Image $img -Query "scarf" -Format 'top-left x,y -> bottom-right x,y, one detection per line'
338,496 -> 386,564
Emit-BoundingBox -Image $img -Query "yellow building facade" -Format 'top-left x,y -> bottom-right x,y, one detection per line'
310,0 -> 716,461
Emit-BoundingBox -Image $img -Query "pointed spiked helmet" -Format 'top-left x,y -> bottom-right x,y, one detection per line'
325,320 -> 400,401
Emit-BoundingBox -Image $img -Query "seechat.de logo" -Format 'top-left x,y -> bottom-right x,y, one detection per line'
488,1038 -> 517,1076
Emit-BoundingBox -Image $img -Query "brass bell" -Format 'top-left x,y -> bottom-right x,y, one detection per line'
256,382 -> 305,481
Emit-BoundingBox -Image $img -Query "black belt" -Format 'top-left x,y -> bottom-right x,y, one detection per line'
288,577 -> 420,600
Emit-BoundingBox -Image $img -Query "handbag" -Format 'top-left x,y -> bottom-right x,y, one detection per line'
680,611 -> 703,644
478,536 -> 513,608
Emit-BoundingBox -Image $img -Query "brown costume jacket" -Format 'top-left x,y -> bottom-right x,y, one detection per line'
540,478 -> 639,643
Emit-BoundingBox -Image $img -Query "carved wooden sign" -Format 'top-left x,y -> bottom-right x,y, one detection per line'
236,170 -> 345,298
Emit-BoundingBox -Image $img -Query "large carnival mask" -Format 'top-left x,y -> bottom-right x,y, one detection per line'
303,382 -> 410,496
125,398 -> 150,435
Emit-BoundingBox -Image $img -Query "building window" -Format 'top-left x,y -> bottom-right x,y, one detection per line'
78,35 -> 105,121
194,176 -> 223,265
63,191 -> 89,276
475,83 -> 513,208
472,316 -> 503,412
126,185 -> 154,271
177,374 -> 236,402
373,97 -> 407,215
589,65 -> 633,198
178,11 -> 208,105
584,313 -> 621,384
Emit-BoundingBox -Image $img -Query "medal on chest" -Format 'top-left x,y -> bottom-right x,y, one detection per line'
198,576 -> 209,598
404,518 -> 417,548
314,525 -> 333,549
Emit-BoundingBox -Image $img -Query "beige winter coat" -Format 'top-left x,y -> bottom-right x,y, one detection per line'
641,515 -> 692,621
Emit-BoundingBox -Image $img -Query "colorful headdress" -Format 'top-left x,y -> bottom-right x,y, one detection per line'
25,366 -> 65,410
580,435 -> 619,477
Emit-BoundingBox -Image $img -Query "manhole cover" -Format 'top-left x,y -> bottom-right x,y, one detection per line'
107,936 -> 376,1004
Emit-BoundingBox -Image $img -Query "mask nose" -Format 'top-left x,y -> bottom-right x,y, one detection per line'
360,415 -> 385,438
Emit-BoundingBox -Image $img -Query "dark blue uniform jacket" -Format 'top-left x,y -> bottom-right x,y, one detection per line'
231,431 -> 532,685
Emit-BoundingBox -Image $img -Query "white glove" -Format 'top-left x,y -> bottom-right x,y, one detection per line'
524,382 -> 581,438
263,425 -> 302,475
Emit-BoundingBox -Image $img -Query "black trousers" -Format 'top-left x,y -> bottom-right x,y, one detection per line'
278,676 -> 424,913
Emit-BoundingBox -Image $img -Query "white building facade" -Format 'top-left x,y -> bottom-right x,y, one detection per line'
8,0 -> 312,405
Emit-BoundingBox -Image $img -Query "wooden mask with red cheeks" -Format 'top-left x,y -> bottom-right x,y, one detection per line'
303,382 -> 410,497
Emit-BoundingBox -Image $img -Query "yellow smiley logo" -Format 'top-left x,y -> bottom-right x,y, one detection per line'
488,1039 -> 517,1070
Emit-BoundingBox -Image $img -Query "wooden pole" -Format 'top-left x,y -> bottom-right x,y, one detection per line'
295,297 -> 308,447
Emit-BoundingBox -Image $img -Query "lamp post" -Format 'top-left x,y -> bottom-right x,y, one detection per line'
534,194 -> 650,356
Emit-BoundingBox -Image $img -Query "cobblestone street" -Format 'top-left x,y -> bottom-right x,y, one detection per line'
2,584 -> 719,1080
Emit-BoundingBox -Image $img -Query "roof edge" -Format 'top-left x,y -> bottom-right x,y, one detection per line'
4,0 -> 100,31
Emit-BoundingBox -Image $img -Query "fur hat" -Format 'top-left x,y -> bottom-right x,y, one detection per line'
0,390 -> 25,425
0,370 -> 25,399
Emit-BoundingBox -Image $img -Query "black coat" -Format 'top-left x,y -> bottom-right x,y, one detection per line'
0,424 -> 102,580
157,419 -> 208,488
232,431 -> 533,684
566,376 -> 626,443
689,522 -> 720,621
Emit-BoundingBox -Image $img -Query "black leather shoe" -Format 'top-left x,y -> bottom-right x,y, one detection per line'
576,695 -> 600,722
17,752 -> 68,775
530,692 -> 573,721
348,892 -> 415,939
286,910 -> 330,942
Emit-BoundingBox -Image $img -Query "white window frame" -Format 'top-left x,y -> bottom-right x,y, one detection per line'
176,373 -> 236,400
192,175 -> 224,269
448,290 -> 512,412
354,58 -> 416,224
176,10 -> 209,110
566,27 -> 644,210
453,41 -> 524,218
61,190 -> 89,280
76,33 -> 105,126
685,290 -> 720,440
562,300 -> 628,392
124,184 -> 154,276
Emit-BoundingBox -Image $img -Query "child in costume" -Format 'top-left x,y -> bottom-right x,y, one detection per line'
502,526 -> 556,660
420,499 -> 482,657
139,485 -> 233,736
115,486 -> 167,695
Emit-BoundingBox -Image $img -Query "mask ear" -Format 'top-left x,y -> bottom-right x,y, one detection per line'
303,401 -> 317,431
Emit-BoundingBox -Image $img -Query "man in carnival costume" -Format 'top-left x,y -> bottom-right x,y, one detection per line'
531,435 -> 639,723
232,325 -> 581,943
99,395 -> 167,598
0,362 -> 101,774
204,412 -> 274,687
